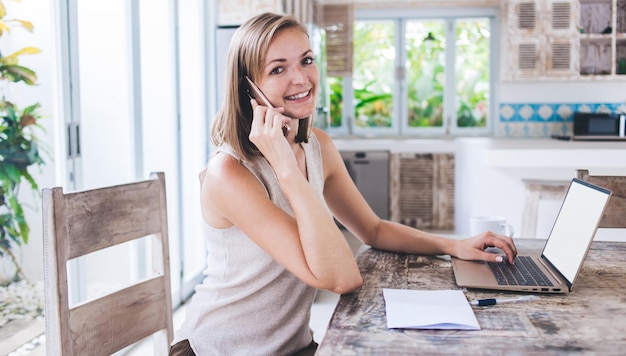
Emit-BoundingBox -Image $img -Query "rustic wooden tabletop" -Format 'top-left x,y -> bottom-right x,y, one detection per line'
317,239 -> 626,355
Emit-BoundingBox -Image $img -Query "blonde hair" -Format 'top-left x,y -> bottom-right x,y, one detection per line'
211,12 -> 312,160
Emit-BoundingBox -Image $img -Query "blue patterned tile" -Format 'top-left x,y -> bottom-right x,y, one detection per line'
556,104 -> 573,120
497,102 -> 624,137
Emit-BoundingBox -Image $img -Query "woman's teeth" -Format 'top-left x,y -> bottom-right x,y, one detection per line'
286,90 -> 309,100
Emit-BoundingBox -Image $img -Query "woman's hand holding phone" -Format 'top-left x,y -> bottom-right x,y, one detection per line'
249,99 -> 298,172
245,76 -> 299,173
245,76 -> 291,137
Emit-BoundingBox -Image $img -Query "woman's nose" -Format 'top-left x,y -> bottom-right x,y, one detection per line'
290,66 -> 308,84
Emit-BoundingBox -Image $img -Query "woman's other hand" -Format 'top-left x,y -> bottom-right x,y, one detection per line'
453,232 -> 518,264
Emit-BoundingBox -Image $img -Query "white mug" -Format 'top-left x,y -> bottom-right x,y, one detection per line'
470,216 -> 514,237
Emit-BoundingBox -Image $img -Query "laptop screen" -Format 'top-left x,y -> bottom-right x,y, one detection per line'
542,179 -> 611,284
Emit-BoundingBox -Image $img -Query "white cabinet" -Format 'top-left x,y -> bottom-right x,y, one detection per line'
507,0 -> 579,79
579,0 -> 626,76
506,0 -> 626,80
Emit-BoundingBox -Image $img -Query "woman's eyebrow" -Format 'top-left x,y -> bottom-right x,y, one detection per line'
266,49 -> 314,66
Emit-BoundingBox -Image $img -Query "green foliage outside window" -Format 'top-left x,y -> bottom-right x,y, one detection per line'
352,21 -> 394,128
326,17 -> 490,131
405,21 -> 446,127
455,19 -> 490,128
354,80 -> 393,127
328,77 -> 342,127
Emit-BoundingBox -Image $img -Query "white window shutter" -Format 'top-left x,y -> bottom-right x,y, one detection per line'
282,0 -> 313,25
546,36 -> 578,76
510,36 -> 545,78
548,0 -> 577,32
318,4 -> 354,77
514,0 -> 541,34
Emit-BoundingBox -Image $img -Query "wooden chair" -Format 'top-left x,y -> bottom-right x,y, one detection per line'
43,172 -> 173,355
577,169 -> 626,228
521,178 -> 569,238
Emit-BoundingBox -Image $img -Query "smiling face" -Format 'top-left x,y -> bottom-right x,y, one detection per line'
257,27 -> 319,120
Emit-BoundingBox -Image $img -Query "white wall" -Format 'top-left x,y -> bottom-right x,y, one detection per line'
500,81 -> 626,104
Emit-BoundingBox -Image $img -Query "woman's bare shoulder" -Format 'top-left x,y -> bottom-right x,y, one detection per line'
311,127 -> 334,147
311,128 -> 343,176
202,151 -> 257,189
200,152 -> 266,226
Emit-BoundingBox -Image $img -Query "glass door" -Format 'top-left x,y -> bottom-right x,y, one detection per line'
59,0 -> 212,307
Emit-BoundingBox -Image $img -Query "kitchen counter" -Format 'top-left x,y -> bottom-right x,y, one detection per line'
332,136 -> 626,153
333,137 -> 626,171
332,137 -> 457,153
331,137 -> 626,241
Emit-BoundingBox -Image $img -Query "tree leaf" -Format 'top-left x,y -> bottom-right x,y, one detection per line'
18,220 -> 28,244
19,113 -> 35,127
21,102 -> 41,116
21,168 -> 39,191
0,164 -> 11,186
6,46 -> 41,60
0,163 -> 21,184
13,19 -> 34,32
0,64 -> 37,84
0,20 -> 8,36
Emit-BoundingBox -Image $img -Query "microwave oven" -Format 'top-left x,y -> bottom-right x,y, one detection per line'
573,112 -> 626,140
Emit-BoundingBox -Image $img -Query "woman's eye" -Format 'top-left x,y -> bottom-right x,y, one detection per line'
303,57 -> 314,65
270,67 -> 283,75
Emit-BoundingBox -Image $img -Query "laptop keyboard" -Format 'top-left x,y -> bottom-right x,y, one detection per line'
488,256 -> 554,286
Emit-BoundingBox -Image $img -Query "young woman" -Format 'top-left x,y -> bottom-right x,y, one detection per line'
171,12 -> 517,356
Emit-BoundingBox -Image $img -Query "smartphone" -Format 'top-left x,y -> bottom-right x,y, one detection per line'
244,76 -> 290,136
244,76 -> 274,108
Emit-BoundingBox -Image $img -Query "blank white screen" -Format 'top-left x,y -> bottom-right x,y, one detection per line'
542,180 -> 611,284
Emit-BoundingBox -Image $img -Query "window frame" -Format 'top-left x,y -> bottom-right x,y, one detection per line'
325,7 -> 500,138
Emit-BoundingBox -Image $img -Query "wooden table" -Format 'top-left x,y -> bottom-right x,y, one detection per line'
317,239 -> 626,355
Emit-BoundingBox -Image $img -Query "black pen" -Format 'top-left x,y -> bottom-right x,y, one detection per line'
470,295 -> 539,306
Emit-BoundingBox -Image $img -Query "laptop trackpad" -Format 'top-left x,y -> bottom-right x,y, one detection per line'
452,259 -> 498,286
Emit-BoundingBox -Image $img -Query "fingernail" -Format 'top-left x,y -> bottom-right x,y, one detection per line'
495,256 -> 503,263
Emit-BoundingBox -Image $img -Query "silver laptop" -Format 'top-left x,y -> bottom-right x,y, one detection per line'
452,178 -> 612,294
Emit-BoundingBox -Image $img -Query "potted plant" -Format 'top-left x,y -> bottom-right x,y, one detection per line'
0,0 -> 43,284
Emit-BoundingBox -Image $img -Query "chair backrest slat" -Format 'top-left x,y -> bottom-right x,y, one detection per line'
43,172 -> 173,356
577,169 -> 626,228
69,277 -> 169,355
60,179 -> 163,259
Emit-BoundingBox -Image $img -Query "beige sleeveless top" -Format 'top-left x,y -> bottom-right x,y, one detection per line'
173,133 -> 327,355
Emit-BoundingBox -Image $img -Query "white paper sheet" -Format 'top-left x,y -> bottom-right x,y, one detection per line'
382,288 -> 480,330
